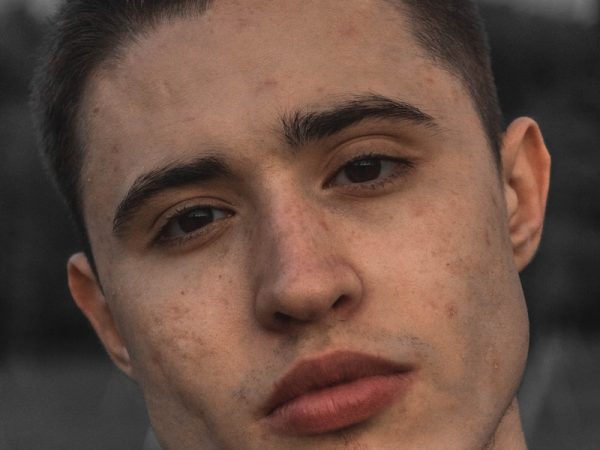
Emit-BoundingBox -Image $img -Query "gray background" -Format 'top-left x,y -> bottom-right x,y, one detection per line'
0,0 -> 599,448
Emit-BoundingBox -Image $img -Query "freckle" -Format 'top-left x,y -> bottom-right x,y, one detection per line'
339,24 -> 358,38
446,304 -> 457,318
427,301 -> 438,311
413,205 -> 425,218
150,352 -> 161,370
92,107 -> 100,114
180,290 -> 185,296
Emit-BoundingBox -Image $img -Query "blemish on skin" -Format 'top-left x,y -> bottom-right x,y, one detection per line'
446,304 -> 458,319
255,78 -> 279,94
165,303 -> 191,324
236,17 -> 252,29
485,228 -> 492,247
182,115 -> 196,124
412,205 -> 425,218
338,24 -> 358,38
92,107 -> 100,115
426,300 -> 439,312
180,290 -> 186,296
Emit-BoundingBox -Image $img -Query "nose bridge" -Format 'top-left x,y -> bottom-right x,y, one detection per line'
252,186 -> 363,329
268,189 -> 328,264
266,189 -> 326,269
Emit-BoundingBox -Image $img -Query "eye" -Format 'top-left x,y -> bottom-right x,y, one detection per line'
157,206 -> 232,243
327,154 -> 412,188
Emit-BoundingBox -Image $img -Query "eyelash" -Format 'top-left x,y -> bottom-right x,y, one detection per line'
153,153 -> 414,248
154,204 -> 233,248
324,152 -> 414,190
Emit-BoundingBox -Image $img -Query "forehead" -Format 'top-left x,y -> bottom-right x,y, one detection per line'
80,0 -> 476,221
85,0 -> 427,115
82,0 -> 446,143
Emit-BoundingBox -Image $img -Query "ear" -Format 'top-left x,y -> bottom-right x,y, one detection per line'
67,253 -> 134,378
501,117 -> 551,271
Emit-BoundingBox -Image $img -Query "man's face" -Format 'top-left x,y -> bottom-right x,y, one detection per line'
76,0 -> 532,448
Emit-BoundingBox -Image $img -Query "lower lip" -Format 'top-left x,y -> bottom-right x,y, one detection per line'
264,373 -> 411,435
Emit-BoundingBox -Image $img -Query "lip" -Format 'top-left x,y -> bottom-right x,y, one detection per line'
261,350 -> 413,435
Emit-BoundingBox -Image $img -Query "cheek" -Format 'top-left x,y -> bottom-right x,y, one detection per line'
358,176 -> 527,381
107,264 -> 255,423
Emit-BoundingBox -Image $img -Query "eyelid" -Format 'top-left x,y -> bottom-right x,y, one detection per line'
323,152 -> 414,189
151,199 -> 235,248
150,195 -> 232,228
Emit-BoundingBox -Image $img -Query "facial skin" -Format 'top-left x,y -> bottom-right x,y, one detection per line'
67,0 -> 551,448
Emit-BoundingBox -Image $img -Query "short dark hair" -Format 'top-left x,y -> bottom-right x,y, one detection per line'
395,0 -> 503,160
31,0 -> 503,256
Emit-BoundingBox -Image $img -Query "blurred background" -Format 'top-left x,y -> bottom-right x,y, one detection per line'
0,0 -> 598,448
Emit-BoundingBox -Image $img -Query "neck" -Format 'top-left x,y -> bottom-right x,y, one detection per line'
488,398 -> 527,450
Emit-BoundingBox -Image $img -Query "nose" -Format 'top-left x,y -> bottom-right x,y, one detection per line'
253,194 -> 363,331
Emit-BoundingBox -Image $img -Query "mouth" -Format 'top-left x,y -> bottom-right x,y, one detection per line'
261,350 -> 413,435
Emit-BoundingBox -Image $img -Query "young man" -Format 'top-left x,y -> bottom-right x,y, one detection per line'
32,0 -> 550,448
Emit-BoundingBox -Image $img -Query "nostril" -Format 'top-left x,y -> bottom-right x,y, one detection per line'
332,295 -> 351,310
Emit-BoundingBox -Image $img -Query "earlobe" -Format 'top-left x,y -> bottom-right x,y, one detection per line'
501,117 -> 551,271
67,253 -> 134,378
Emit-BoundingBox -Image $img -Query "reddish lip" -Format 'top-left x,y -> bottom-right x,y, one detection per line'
262,350 -> 413,435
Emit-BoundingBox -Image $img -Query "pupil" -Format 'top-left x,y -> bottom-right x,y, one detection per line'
345,159 -> 382,183
178,209 -> 214,233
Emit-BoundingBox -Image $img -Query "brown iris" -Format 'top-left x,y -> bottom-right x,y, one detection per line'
344,158 -> 382,183
177,208 -> 215,233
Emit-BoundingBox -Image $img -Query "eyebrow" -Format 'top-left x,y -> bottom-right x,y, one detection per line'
281,93 -> 438,148
112,156 -> 230,235
112,94 -> 437,236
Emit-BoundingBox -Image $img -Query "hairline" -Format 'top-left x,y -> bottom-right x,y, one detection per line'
75,0 -> 501,179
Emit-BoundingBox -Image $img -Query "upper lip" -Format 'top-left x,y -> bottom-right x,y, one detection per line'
263,350 -> 412,415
